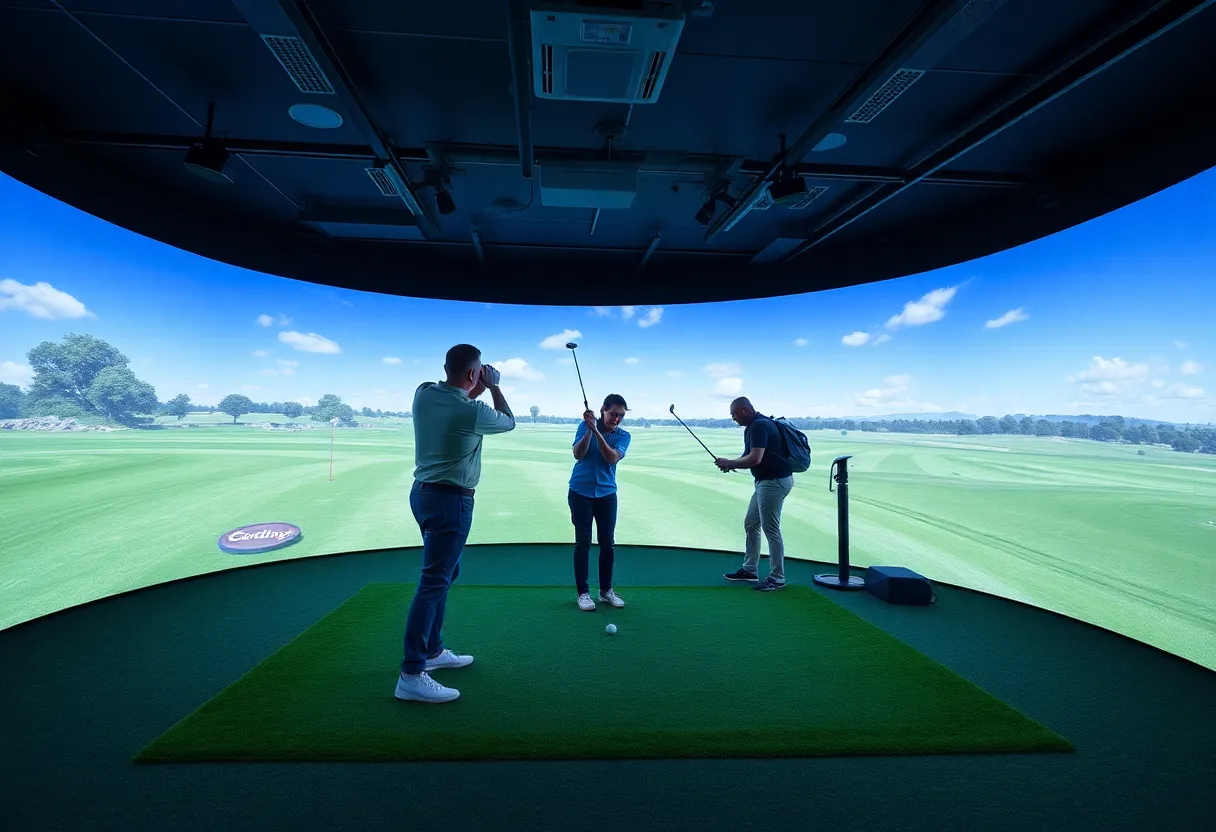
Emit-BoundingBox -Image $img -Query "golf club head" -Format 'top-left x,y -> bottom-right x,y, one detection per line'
565,342 -> 578,350
668,404 -> 675,414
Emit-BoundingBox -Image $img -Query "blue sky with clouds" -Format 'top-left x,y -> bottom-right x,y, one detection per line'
1,167 -> 1212,422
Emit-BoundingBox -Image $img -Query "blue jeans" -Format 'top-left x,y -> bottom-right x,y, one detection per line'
401,481 -> 473,675
569,489 -> 617,595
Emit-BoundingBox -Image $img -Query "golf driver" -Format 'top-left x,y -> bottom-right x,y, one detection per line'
566,341 -> 589,411
669,404 -> 731,470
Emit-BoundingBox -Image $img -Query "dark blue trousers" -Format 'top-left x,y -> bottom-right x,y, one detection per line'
401,481 -> 473,675
568,489 -> 617,596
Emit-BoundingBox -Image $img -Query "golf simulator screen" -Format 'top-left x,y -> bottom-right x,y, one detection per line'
1,168 -> 1214,673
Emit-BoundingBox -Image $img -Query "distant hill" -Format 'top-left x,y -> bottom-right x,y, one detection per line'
853,411 -> 977,421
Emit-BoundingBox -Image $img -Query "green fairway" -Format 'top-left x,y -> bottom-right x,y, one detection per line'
1,422 -> 1213,670
134,582 -> 1072,762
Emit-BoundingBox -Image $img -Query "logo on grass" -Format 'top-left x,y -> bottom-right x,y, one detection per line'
218,522 -> 303,555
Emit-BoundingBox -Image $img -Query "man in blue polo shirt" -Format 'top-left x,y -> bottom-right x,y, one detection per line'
715,396 -> 794,591
568,394 -> 631,611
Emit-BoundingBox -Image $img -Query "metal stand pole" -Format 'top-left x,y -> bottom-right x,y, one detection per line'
814,455 -> 865,590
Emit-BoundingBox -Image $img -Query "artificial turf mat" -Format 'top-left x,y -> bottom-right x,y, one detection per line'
134,583 -> 1073,762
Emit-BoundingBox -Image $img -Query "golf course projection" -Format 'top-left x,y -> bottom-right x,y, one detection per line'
2,167 -> 1214,674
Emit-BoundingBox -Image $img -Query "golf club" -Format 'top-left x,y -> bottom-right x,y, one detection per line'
669,404 -> 732,471
566,341 -> 589,411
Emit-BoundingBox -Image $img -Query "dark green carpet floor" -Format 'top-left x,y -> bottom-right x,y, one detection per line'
136,583 -> 1070,762
2,545 -> 1213,832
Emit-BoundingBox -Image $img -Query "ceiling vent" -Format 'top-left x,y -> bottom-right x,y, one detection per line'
845,68 -> 924,123
789,185 -> 829,210
538,162 -> 639,209
261,35 -> 335,94
365,166 -> 399,197
529,3 -> 685,104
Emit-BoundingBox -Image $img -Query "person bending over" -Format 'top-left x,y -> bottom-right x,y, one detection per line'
569,394 -> 631,611
396,344 -> 515,704
715,396 -> 794,591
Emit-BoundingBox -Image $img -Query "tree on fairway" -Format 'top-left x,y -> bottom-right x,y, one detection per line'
998,415 -> 1019,434
166,394 -> 191,420
0,383 -> 23,419
219,393 -> 256,423
282,401 -> 304,419
530,405 -> 540,422
976,416 -> 999,434
312,393 -> 356,426
85,366 -> 158,423
24,333 -> 158,422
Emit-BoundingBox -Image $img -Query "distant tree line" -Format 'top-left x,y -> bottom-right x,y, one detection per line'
1,333 -> 411,428
523,409 -> 1215,456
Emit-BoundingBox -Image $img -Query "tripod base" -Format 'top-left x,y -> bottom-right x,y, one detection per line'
813,574 -> 866,590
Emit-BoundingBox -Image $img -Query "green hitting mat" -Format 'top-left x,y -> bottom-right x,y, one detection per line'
135,583 -> 1073,762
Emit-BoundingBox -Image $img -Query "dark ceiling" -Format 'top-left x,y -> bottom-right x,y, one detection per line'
1,0 -> 1214,305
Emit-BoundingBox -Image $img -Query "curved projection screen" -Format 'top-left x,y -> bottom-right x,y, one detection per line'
1,169 -> 1214,672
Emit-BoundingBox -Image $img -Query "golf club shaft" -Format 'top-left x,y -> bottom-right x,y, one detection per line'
670,409 -> 718,459
570,352 -> 589,410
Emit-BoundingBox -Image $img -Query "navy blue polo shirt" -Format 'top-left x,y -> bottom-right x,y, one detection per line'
569,420 -> 631,498
745,416 -> 792,481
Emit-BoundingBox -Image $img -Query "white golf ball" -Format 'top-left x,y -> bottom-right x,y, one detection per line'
605,623 -> 617,635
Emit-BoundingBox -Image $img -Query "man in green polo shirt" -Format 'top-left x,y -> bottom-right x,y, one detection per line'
395,344 -> 515,704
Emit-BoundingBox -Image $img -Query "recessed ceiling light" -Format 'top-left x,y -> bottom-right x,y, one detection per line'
812,132 -> 847,152
288,103 -> 343,129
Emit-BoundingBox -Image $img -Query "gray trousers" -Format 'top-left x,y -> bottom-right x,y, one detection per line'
741,476 -> 794,581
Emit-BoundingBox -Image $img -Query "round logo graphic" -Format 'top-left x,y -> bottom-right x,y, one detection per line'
218,522 -> 303,555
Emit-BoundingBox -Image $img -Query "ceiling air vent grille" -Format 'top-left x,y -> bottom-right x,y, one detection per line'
366,167 -> 399,197
790,186 -> 829,210
638,50 -> 668,100
845,68 -> 924,123
262,35 -> 335,94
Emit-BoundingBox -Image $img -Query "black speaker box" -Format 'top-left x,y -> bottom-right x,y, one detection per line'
864,565 -> 935,605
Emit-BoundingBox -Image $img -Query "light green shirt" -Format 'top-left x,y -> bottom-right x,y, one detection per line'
412,381 -> 515,488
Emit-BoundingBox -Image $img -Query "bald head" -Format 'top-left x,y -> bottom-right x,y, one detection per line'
729,397 -> 757,425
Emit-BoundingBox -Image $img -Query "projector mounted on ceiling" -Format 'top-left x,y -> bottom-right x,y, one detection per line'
530,2 -> 685,104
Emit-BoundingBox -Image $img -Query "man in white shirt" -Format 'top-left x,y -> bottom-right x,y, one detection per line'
395,344 -> 515,703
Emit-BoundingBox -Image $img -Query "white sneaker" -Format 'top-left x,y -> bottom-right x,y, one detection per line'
395,671 -> 459,703
577,593 -> 596,611
599,589 -> 625,608
425,648 -> 474,671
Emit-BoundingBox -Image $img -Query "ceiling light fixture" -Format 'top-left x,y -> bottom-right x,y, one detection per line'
288,103 -> 344,129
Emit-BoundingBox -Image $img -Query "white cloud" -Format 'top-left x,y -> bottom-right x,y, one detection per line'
1162,383 -> 1204,400
0,360 -> 34,388
794,338 -> 808,347
279,331 -> 342,354
620,306 -> 636,320
705,362 -> 742,378
541,329 -> 583,349
638,307 -> 663,328
0,279 -> 94,320
886,286 -> 958,329
1080,380 -> 1121,397
277,314 -> 291,326
873,334 -> 892,345
842,331 -> 870,347
1073,356 -> 1150,382
382,357 -> 403,365
1175,340 -> 1189,349
252,350 -> 269,358
295,396 -> 315,407
1181,360 -> 1203,375
854,375 -> 913,408
1152,379 -> 1167,389
257,314 -> 274,327
277,360 -> 299,368
558,356 -> 574,366
714,377 -> 744,397
985,308 -> 1028,329
495,357 -> 544,381
196,383 -> 210,391
624,357 -> 640,365
591,307 -> 613,317
667,370 -> 683,378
